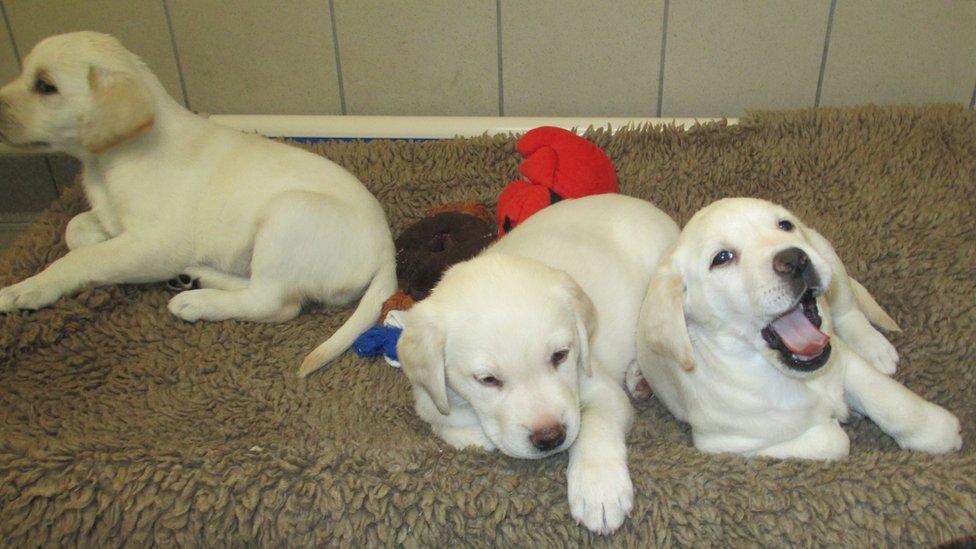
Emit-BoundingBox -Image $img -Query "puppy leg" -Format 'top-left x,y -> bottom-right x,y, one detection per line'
167,284 -> 300,323
65,211 -> 110,250
808,227 -> 899,374
432,424 -> 495,451
834,308 -> 899,375
170,191 -> 377,323
183,266 -> 249,291
168,217 -> 303,322
843,343 -> 961,454
0,234 -> 174,311
756,420 -> 850,460
567,371 -> 634,535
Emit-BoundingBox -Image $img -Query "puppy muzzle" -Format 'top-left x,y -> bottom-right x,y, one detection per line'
773,247 -> 822,297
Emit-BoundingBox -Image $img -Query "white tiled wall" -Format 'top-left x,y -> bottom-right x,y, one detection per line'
334,0 -> 498,116
821,0 -> 976,106
501,0 -> 665,117
1,0 -> 974,230
662,1 -> 831,116
166,0 -> 342,114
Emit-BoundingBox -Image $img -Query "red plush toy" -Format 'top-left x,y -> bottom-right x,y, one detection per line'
496,126 -> 618,236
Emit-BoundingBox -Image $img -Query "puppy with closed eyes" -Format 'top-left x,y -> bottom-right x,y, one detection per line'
397,194 -> 679,534
637,198 -> 962,460
0,32 -> 396,369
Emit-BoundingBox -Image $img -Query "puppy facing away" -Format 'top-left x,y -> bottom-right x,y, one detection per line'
397,194 -> 679,534
637,198 -> 962,460
0,32 -> 396,368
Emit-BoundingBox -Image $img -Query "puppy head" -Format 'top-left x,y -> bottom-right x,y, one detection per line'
0,31 -> 155,155
643,198 -> 837,376
397,254 -> 595,459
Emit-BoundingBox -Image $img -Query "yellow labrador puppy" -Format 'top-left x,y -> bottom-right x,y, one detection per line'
637,198 -> 962,459
0,32 -> 395,368
397,194 -> 679,534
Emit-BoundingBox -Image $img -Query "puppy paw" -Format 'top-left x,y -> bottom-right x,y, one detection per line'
856,329 -> 899,375
567,459 -> 633,535
165,274 -> 200,292
435,425 -> 495,452
64,212 -> 109,250
897,404 -> 962,454
0,280 -> 63,312
167,289 -> 218,322
625,365 -> 652,401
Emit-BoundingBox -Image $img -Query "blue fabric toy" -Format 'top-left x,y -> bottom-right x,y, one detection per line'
353,325 -> 402,361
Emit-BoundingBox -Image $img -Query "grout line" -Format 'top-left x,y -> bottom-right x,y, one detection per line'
0,1 -> 22,68
655,0 -> 669,117
161,0 -> 192,109
970,79 -> 975,110
328,0 -> 347,115
814,0 -> 836,108
496,0 -> 504,116
42,156 -> 60,198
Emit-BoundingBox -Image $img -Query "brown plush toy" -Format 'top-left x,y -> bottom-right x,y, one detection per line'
395,207 -> 496,301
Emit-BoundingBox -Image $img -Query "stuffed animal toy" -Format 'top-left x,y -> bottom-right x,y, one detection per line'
496,126 -> 618,236
395,209 -> 496,301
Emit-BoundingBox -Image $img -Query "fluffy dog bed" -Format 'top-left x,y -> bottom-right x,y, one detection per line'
1,105 -> 973,545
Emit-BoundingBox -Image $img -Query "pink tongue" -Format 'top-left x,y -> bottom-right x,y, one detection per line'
769,307 -> 829,356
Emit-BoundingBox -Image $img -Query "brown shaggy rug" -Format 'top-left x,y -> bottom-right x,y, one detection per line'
0,105 -> 973,546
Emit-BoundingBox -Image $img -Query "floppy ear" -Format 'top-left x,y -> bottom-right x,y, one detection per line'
560,277 -> 597,377
802,225 -> 900,332
81,66 -> 154,154
849,277 -> 901,332
640,255 -> 696,371
397,306 -> 450,415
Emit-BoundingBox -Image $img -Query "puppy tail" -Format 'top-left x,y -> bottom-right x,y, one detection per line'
298,259 -> 398,377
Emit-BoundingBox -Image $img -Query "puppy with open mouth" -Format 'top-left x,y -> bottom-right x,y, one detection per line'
397,194 -> 679,534
637,198 -> 962,460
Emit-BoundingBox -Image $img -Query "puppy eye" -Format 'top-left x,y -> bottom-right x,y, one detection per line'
34,78 -> 58,95
710,250 -> 735,269
550,348 -> 569,367
777,220 -> 795,232
476,375 -> 503,388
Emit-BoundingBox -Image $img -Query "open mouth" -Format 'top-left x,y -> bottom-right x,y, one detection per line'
760,289 -> 831,372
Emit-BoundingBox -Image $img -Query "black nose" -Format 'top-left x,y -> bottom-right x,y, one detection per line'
773,247 -> 821,292
530,424 -> 566,451
773,247 -> 809,278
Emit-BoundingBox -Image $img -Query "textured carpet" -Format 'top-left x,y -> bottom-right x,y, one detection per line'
0,105 -> 973,546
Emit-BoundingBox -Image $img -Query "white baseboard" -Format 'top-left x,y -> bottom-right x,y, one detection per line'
208,115 -> 734,140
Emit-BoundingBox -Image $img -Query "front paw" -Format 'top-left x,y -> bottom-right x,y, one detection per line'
434,425 -> 495,452
65,212 -> 109,250
856,329 -> 899,375
897,404 -> 962,454
567,459 -> 633,535
0,280 -> 63,312
168,289 -> 214,321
